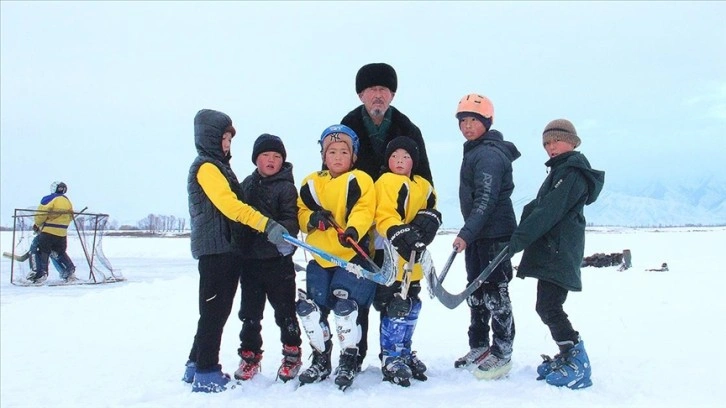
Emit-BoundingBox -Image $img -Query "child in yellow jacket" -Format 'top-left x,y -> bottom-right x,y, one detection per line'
295,124 -> 377,390
374,136 -> 441,387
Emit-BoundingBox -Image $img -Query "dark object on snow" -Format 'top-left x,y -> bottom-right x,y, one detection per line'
581,252 -> 623,268
646,263 -> 669,272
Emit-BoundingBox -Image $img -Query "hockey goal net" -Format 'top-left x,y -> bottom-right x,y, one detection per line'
4,208 -> 124,286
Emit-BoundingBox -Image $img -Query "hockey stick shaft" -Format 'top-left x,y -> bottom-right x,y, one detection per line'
282,234 -> 394,286
324,214 -> 381,273
432,246 -> 510,309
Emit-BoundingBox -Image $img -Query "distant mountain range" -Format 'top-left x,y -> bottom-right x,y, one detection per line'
437,175 -> 726,228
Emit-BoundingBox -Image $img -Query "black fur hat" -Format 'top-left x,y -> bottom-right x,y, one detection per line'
385,136 -> 419,172
251,133 -> 287,164
355,63 -> 397,94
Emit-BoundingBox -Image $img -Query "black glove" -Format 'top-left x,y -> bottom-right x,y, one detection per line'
387,224 -> 424,261
410,209 -> 441,245
32,224 -> 40,233
308,210 -> 333,231
264,219 -> 289,245
338,227 -> 359,248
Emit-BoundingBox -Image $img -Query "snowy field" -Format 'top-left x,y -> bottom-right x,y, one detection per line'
1,227 -> 725,408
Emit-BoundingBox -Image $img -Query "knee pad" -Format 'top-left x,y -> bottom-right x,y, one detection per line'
333,298 -> 360,350
296,297 -> 330,352
386,295 -> 412,319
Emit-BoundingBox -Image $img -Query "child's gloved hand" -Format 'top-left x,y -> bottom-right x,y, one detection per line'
338,227 -> 359,248
308,210 -> 333,231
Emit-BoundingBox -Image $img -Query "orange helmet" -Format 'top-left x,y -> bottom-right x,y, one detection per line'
456,93 -> 494,122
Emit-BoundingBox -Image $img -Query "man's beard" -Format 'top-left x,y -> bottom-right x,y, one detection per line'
370,107 -> 385,118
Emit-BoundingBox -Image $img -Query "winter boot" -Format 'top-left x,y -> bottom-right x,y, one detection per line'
192,365 -> 230,393
454,346 -> 490,368
537,353 -> 565,380
404,350 -> 428,381
182,360 -> 196,384
545,339 -> 592,390
299,340 -> 332,384
471,352 -> 512,380
277,345 -> 303,382
382,355 -> 412,387
234,349 -> 263,381
334,347 -> 360,390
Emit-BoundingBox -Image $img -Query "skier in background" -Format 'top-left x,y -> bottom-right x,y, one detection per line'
507,118 -> 605,390
373,136 -> 441,387
27,181 -> 76,283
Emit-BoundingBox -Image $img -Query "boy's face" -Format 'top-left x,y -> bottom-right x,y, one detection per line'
388,148 -> 413,177
458,116 -> 487,141
543,139 -> 575,158
255,151 -> 284,177
221,132 -> 233,155
324,141 -> 354,177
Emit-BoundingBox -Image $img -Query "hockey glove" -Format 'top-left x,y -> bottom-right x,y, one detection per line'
308,210 -> 333,231
338,227 -> 359,248
32,224 -> 40,234
387,224 -> 424,261
410,209 -> 441,245
264,219 -> 289,246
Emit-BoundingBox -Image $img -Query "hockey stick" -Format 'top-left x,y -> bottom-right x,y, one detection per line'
429,246 -> 510,309
282,234 -> 395,286
3,251 -> 30,262
398,251 -> 417,300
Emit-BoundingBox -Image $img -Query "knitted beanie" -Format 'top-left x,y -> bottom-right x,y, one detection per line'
384,136 -> 419,172
251,133 -> 286,164
355,63 -> 397,94
543,119 -> 581,148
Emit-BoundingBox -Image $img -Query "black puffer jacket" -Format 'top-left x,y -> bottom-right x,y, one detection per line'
458,130 -> 521,243
187,109 -> 240,259
510,151 -> 605,291
231,162 -> 299,260
341,105 -> 433,184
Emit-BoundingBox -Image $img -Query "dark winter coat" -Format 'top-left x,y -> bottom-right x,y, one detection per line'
458,130 -> 521,243
510,151 -> 605,292
341,105 -> 433,184
187,110 -> 242,259
232,162 -> 300,260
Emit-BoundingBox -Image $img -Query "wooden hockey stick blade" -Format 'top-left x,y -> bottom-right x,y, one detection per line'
3,251 -> 30,262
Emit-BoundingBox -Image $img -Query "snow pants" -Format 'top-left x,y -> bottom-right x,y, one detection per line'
237,255 -> 302,352
535,279 -> 579,344
188,252 -> 241,371
464,238 -> 515,359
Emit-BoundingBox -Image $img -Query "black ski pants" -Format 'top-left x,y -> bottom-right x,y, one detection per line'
535,279 -> 579,344
237,255 -> 302,353
464,238 -> 515,359
187,252 -> 241,371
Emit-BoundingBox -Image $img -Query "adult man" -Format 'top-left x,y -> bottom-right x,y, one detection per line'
341,63 -> 433,184
27,181 -> 76,283
339,63 -> 439,376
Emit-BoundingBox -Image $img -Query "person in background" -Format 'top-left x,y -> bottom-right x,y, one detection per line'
452,94 -> 520,381
295,124 -> 377,390
340,62 -> 434,371
373,136 -> 440,387
27,181 -> 76,283
507,119 -> 604,390
182,109 -> 289,393
231,134 -> 303,383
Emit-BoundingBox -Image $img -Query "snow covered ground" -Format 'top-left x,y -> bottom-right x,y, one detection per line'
1,227 -> 724,407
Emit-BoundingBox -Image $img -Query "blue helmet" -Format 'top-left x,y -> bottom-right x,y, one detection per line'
319,124 -> 359,156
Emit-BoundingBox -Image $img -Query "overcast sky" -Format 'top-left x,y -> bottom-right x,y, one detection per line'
1,1 -> 724,227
